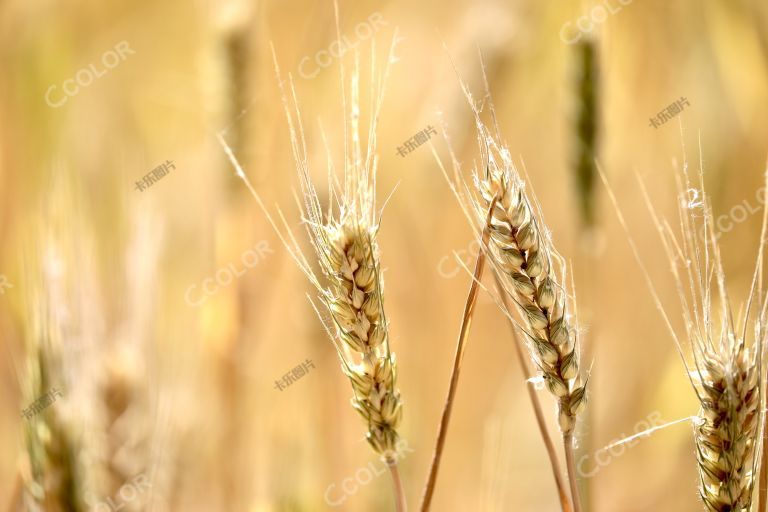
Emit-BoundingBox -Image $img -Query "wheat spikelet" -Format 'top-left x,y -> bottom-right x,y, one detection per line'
470,124 -> 587,436
695,341 -> 759,511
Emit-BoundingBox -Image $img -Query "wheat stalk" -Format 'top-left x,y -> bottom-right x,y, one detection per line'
420,197 -> 497,512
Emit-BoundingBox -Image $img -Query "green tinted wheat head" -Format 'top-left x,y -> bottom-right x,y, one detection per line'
17,228 -> 88,512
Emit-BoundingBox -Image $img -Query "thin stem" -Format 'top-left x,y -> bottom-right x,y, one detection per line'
564,433 -> 583,512
388,461 -> 407,512
419,198 -> 497,512
493,273 -> 573,512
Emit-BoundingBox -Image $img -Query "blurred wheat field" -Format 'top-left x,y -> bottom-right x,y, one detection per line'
2,0 -> 768,511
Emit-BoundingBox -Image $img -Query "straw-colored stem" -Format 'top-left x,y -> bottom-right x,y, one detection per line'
494,273 -> 573,512
420,198 -> 497,512
389,462 -> 407,512
563,433 -> 582,512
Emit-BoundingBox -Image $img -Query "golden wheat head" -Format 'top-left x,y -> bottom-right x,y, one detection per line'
462,120 -> 586,435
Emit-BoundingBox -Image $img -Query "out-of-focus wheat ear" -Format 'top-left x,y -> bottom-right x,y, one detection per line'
14,200 -> 92,512
95,210 -> 162,511
571,38 -> 600,230
19,291 -> 86,512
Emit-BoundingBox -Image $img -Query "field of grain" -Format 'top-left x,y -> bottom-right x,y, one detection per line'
2,1 -> 768,511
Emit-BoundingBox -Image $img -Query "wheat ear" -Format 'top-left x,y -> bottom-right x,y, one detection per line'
600,151 -> 768,512
221,34 -> 407,510
642,162 -> 767,512
475,139 -> 586,511
451,55 -> 587,508
431,55 -> 580,511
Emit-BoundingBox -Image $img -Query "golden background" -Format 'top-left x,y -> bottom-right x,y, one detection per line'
2,0 -> 768,510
